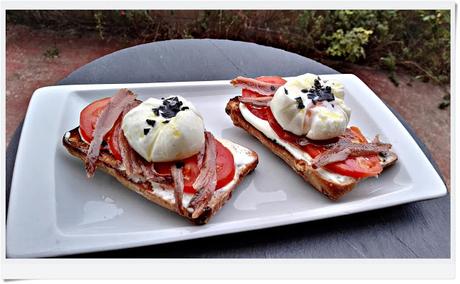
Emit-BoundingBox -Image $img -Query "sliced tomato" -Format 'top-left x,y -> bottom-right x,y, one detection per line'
246,104 -> 269,120
241,89 -> 269,120
154,155 -> 201,194
79,97 -> 123,160
242,89 -> 261,98
241,76 -> 286,120
305,142 -> 382,178
266,108 -> 301,144
325,156 -> 382,178
303,133 -> 381,178
79,97 -> 111,142
105,117 -> 123,161
154,138 -> 236,194
303,144 -> 324,157
214,139 -> 236,189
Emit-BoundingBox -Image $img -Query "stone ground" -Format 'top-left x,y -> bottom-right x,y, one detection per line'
6,24 -> 451,189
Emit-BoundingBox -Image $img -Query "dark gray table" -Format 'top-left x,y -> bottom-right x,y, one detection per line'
6,39 -> 450,258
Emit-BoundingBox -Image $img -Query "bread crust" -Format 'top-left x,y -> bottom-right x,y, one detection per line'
225,96 -> 397,200
63,127 -> 258,225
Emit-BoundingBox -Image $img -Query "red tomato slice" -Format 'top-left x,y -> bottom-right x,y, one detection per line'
245,104 -> 269,120
303,144 -> 324,157
154,155 -> 201,194
80,97 -> 122,160
325,156 -> 382,178
79,97 -> 111,142
154,138 -> 236,194
242,89 -> 262,98
305,143 -> 382,178
215,139 -> 236,189
266,108 -> 301,144
105,117 -> 123,161
240,76 -> 286,121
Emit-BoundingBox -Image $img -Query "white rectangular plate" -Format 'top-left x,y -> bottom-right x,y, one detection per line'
7,75 -> 447,257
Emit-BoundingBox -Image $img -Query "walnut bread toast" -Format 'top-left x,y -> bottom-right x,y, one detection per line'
226,74 -> 398,200
63,89 -> 258,225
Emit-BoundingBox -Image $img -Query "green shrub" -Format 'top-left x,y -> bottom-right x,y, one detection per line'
296,10 -> 450,84
326,27 -> 373,62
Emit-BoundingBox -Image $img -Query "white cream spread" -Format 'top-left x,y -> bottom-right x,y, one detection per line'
122,96 -> 205,162
270,73 -> 351,140
240,102 -> 354,184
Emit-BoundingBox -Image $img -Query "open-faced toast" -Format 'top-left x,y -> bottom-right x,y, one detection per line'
63,90 -> 258,224
226,75 -> 398,200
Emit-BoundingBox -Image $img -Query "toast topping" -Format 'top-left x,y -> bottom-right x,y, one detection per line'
171,164 -> 185,214
269,74 -> 351,140
189,132 -> 218,217
85,89 -> 136,177
230,76 -> 284,96
153,96 -> 184,119
238,96 -> 272,106
122,96 -> 205,162
311,138 -> 392,168
238,96 -> 391,179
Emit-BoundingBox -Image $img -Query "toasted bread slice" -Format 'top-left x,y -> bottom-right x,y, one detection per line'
63,127 -> 258,224
225,96 -> 397,200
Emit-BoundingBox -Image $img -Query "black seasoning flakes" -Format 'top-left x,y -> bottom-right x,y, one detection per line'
270,85 -> 276,91
144,128 -> 150,135
295,97 -> 305,109
181,106 -> 189,111
284,88 -> 288,95
146,119 -> 156,127
162,120 -> 170,124
305,78 -> 335,104
158,96 -> 183,118
301,88 -> 309,93
152,108 -> 160,116
314,79 -> 322,89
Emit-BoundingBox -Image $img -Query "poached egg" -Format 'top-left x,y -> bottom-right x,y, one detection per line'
269,73 -> 351,140
122,96 -> 205,162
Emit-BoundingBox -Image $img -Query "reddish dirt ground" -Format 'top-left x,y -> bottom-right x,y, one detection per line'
6,24 -> 451,189
6,25 -> 129,147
